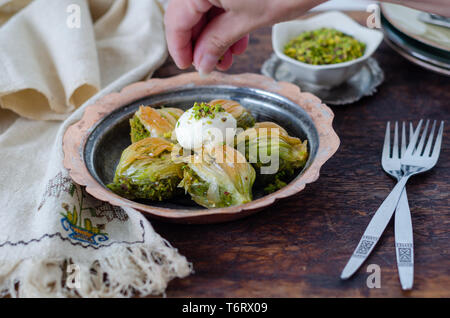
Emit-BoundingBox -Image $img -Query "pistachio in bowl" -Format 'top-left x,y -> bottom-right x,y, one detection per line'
283,28 -> 366,65
272,11 -> 383,88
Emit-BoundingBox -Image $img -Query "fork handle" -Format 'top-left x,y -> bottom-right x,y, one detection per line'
341,175 -> 410,279
395,187 -> 414,290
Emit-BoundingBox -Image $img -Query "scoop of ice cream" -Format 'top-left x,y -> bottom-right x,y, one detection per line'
175,103 -> 237,150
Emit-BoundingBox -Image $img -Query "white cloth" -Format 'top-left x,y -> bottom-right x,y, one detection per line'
0,0 -> 192,298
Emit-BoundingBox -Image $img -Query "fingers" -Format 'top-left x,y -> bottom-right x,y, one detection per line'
192,15 -> 207,43
165,0 -> 251,73
193,12 -> 253,74
216,49 -> 233,71
230,35 -> 249,55
164,0 -> 212,69
216,36 -> 249,71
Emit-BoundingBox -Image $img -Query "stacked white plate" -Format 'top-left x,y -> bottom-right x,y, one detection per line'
381,3 -> 450,75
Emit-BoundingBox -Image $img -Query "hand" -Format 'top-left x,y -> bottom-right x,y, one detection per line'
164,0 -> 325,74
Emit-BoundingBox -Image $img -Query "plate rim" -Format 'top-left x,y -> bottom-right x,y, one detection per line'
384,34 -> 450,76
62,72 -> 340,224
381,3 -> 450,52
381,14 -> 450,75
381,13 -> 450,65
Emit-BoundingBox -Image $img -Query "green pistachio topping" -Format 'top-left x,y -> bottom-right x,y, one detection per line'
192,102 -> 225,120
283,28 -> 366,65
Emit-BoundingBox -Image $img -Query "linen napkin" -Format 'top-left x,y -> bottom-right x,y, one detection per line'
0,0 -> 192,298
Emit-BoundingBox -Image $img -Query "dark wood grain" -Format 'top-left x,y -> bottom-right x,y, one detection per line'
151,12 -> 450,297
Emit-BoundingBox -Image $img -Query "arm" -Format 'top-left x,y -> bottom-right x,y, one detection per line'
164,0 -> 450,74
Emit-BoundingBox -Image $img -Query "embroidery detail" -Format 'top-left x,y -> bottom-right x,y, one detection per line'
8,171 -> 137,248
0,221 -> 145,250
60,183 -> 109,245
38,172 -> 73,210
95,202 -> 129,222
61,217 -> 108,246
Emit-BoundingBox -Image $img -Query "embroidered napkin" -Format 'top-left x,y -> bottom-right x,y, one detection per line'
0,0 -> 192,297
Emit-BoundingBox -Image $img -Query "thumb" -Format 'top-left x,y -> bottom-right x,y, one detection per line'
193,12 -> 253,74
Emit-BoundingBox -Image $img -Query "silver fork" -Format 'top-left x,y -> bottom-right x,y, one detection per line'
341,119 -> 444,281
382,122 -> 414,290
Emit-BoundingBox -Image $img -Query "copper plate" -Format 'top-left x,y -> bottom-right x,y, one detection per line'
63,72 -> 339,224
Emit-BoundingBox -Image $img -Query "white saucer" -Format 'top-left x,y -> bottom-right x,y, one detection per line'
261,54 -> 384,105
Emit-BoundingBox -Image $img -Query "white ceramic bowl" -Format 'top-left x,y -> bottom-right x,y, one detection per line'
272,11 -> 383,88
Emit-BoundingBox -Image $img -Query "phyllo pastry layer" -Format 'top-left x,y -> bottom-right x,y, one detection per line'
179,145 -> 256,208
108,137 -> 183,200
235,122 -> 308,193
130,105 -> 184,143
209,99 -> 255,130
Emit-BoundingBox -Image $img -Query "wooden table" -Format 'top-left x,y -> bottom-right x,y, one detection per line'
152,12 -> 450,297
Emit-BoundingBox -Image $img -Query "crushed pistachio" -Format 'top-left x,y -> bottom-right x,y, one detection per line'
264,177 -> 287,194
283,28 -> 366,65
192,102 -> 225,120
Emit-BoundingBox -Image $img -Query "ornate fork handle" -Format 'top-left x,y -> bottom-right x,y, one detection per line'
341,175 -> 411,279
394,185 -> 414,290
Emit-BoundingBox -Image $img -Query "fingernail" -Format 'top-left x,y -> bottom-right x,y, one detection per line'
197,54 -> 218,75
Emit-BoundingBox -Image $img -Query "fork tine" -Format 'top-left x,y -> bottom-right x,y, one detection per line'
409,122 -> 414,144
393,121 -> 399,159
423,120 -> 437,157
431,121 -> 444,159
401,122 -> 407,157
383,122 -> 391,159
415,119 -> 430,156
405,119 -> 423,156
